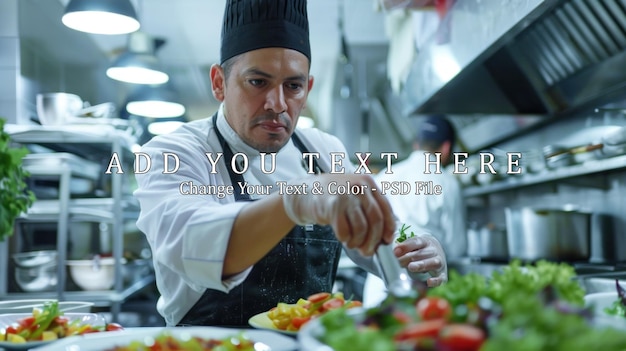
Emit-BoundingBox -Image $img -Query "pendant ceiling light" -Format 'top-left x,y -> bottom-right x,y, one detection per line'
62,0 -> 140,35
147,116 -> 186,135
106,31 -> 169,85
126,84 -> 186,118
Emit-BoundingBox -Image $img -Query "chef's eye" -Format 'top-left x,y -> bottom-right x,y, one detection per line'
286,82 -> 303,91
249,79 -> 266,87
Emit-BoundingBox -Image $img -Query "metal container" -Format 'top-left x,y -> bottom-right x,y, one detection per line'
467,224 -> 508,260
505,207 -> 591,261
36,93 -> 84,125
12,250 -> 58,292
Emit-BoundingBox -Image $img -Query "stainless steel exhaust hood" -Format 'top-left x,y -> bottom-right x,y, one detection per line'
403,0 -> 626,116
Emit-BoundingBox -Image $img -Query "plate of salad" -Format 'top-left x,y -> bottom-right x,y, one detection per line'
299,260 -> 626,351
248,292 -> 362,335
0,301 -> 118,351
30,326 -> 298,351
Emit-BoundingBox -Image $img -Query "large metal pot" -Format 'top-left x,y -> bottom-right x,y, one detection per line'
466,224 -> 508,260
505,207 -> 590,261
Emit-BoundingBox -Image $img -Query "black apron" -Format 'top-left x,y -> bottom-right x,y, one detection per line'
178,114 -> 343,327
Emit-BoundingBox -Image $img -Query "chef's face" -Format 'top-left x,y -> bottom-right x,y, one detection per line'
210,48 -> 314,153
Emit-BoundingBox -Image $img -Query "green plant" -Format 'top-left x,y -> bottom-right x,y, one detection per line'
0,118 -> 35,241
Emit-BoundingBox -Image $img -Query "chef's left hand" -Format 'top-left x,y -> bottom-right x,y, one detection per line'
393,234 -> 447,287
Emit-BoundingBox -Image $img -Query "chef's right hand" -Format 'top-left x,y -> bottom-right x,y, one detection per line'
282,174 -> 396,256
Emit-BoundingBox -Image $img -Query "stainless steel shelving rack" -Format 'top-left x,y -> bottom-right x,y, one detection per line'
0,124 -> 153,322
463,154 -> 626,197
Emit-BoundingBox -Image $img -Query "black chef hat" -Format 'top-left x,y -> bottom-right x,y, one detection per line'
220,0 -> 311,64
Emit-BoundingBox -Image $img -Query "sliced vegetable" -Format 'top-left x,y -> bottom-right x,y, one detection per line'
394,319 -> 446,341
436,324 -> 485,351
308,292 -> 331,303
416,296 -> 452,321
267,292 -> 362,331
1,301 -> 123,343
322,297 -> 345,311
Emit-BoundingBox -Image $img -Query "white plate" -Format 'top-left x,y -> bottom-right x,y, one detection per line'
30,326 -> 298,351
0,300 -> 93,314
585,292 -> 619,312
248,311 -> 298,336
297,315 -> 328,351
0,313 -> 104,351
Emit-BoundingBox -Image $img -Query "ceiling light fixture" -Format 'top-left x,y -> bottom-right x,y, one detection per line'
106,31 -> 169,85
126,84 -> 186,118
62,0 -> 140,35
146,116 -> 186,135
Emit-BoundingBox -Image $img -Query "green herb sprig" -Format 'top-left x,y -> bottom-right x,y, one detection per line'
395,223 -> 415,243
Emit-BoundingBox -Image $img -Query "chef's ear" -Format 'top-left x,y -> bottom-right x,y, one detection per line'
210,64 -> 226,102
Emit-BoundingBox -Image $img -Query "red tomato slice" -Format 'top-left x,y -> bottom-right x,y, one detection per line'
5,326 -> 18,335
437,324 -> 486,351
322,298 -> 345,311
395,319 -> 446,342
416,297 -> 452,321
393,311 -> 413,324
18,316 -> 36,328
105,323 -> 125,332
307,292 -> 331,303
291,316 -> 311,329
346,300 -> 362,308
53,316 -> 70,325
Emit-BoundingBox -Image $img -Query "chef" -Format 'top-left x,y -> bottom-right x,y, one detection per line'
134,0 -> 447,327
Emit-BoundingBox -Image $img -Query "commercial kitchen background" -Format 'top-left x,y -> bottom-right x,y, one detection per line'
2,0 -> 626,326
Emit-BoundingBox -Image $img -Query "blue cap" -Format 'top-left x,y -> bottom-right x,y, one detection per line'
417,115 -> 455,145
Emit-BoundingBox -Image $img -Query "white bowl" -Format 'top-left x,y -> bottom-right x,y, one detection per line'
67,257 -> 120,291
584,292 -> 626,330
12,251 -> 57,268
585,292 -> 618,312
12,251 -> 59,292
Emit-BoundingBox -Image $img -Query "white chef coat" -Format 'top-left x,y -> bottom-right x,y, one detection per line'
375,150 -> 467,258
134,106 -> 377,326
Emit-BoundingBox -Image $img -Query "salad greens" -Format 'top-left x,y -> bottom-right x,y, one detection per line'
320,308 -> 396,351
606,300 -> 626,318
0,118 -> 35,241
28,301 -> 60,340
483,292 -> 626,351
427,259 -> 585,307
318,260 -> 626,351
